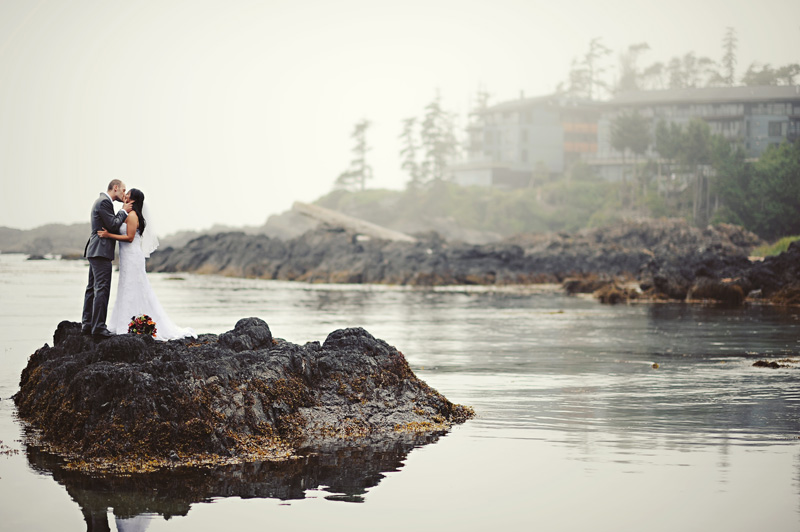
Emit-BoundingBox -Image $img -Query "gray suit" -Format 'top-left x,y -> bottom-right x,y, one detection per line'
81,193 -> 128,335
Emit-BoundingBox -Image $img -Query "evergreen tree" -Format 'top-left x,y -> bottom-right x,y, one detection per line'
399,117 -> 422,189
641,61 -> 666,90
335,119 -> 372,191
740,62 -> 799,86
721,27 -> 737,86
616,42 -> 650,93
655,121 -> 683,164
676,119 -> 714,224
714,140 -> 800,239
741,63 -> 778,86
611,110 -> 651,208
559,38 -> 611,99
584,37 -> 612,100
420,91 -> 459,183
667,52 -> 716,88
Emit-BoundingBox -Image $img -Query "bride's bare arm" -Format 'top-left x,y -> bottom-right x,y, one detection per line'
98,212 -> 138,242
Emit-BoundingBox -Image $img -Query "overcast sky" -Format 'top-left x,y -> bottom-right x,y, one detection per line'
1,0 -> 799,235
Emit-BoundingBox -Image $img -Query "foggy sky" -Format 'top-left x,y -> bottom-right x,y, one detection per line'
1,0 -> 799,235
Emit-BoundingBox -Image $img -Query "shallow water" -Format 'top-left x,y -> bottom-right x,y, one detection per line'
0,253 -> 798,531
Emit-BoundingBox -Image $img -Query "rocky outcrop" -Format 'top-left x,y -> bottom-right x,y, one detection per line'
144,218 -> 796,305
14,319 -> 473,473
746,240 -> 800,305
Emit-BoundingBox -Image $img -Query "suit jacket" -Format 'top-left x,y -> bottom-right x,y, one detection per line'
84,193 -> 128,259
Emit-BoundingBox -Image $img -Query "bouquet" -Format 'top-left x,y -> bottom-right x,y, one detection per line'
128,314 -> 157,337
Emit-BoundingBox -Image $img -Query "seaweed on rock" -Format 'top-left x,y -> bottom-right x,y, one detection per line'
14,318 -> 474,473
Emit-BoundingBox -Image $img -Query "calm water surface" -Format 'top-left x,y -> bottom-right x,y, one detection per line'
0,253 -> 798,531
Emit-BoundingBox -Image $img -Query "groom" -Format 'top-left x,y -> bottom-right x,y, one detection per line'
82,180 -> 133,338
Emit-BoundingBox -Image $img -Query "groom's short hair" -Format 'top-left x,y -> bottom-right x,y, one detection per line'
107,179 -> 123,191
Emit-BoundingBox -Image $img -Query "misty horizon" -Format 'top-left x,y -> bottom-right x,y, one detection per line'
1,0 -> 799,234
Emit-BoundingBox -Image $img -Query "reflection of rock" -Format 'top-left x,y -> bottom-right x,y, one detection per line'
25,434 -> 436,529
14,319 -> 473,473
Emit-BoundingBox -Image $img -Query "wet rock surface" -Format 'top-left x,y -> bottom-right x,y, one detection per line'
146,218 -> 797,305
14,319 -> 473,473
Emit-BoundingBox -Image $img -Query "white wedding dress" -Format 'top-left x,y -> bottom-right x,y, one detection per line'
108,223 -> 196,341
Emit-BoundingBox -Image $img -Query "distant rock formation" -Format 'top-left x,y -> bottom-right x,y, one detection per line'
143,218 -> 800,305
0,223 -> 90,256
14,319 -> 473,473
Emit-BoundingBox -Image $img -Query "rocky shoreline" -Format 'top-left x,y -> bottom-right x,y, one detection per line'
146,219 -> 799,306
13,319 -> 474,473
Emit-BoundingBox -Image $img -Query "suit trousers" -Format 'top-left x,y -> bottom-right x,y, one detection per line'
82,257 -> 113,335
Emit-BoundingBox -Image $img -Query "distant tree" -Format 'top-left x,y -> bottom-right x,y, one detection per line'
739,62 -> 800,86
470,86 -> 491,116
655,120 -> 683,164
399,117 -> 422,189
667,52 -> 716,88
747,140 -> 800,238
558,37 -> 612,100
742,63 -> 778,86
776,64 -> 800,85
335,119 -> 372,191
714,139 -> 800,239
710,137 -> 753,228
616,42 -> 650,93
676,119 -> 714,224
721,27 -> 737,86
641,61 -> 666,90
559,58 -> 589,98
467,86 -> 491,158
611,110 -> 651,208
584,37 -> 612,100
583,37 -> 611,100
420,91 -> 459,183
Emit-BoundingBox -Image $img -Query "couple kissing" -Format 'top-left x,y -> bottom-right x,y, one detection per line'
81,179 -> 195,341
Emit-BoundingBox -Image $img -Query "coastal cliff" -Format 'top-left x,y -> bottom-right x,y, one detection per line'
14,319 -> 474,473
145,218 -> 798,305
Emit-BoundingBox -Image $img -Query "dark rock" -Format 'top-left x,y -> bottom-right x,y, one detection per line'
747,241 -> 800,302
144,218 -> 800,306
563,274 -> 616,295
687,277 -> 748,306
594,283 -> 639,304
218,317 -> 273,352
13,319 -> 473,473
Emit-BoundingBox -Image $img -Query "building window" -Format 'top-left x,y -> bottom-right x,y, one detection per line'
768,121 -> 783,137
521,149 -> 528,162
520,129 -> 528,143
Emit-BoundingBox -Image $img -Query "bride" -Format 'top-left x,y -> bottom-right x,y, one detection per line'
98,188 -> 196,341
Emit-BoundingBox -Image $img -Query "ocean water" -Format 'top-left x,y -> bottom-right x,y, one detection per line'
0,253 -> 798,531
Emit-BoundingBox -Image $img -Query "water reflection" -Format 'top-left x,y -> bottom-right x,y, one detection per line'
24,434 -> 444,530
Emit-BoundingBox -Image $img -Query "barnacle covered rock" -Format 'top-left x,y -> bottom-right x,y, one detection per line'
14,318 -> 473,473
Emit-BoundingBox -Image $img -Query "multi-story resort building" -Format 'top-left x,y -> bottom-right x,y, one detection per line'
453,94 -> 601,187
453,85 -> 800,186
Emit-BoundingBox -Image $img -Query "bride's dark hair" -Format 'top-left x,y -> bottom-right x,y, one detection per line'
128,188 -> 147,235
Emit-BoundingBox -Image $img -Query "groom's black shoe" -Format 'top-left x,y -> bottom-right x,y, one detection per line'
81,328 -> 92,336
92,330 -> 113,340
